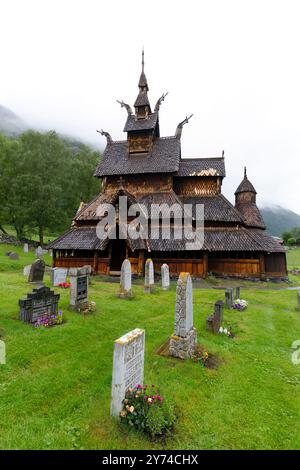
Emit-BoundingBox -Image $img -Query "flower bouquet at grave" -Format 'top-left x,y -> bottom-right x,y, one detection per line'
219,325 -> 235,338
233,299 -> 248,311
119,384 -> 176,438
58,282 -> 71,288
34,310 -> 63,328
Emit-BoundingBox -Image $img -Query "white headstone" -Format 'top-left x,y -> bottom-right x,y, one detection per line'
118,259 -> 133,298
23,265 -> 31,276
23,243 -> 29,253
111,328 -> 145,417
144,258 -> 154,293
161,263 -> 170,290
51,268 -> 68,286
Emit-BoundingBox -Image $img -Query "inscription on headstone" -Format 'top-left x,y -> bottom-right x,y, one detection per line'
110,328 -> 145,417
161,263 -> 170,290
51,268 -> 68,287
169,272 -> 196,360
144,258 -> 154,293
118,259 -> 133,298
19,286 -> 60,323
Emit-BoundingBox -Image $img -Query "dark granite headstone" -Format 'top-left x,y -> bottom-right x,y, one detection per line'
28,259 -> 45,283
19,286 -> 60,323
235,287 -> 241,299
206,300 -> 224,334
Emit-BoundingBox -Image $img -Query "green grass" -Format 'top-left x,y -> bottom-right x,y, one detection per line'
287,247 -> 300,268
0,244 -> 300,449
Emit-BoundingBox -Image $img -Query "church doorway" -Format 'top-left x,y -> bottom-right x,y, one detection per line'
110,239 -> 127,273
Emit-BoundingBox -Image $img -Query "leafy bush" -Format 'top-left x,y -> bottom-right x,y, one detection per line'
287,238 -> 296,246
120,385 -> 176,439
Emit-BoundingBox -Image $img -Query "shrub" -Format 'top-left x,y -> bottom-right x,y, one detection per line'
119,385 -> 176,439
287,238 -> 296,246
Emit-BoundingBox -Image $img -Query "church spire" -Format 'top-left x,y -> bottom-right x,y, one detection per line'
134,49 -> 151,116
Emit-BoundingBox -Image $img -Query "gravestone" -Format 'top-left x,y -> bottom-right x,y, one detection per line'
35,246 -> 43,257
297,291 -> 300,311
206,300 -> 224,334
118,259 -> 133,298
69,266 -> 89,311
161,263 -> 170,290
169,272 -> 196,360
111,328 -> 145,417
144,258 -> 154,293
9,252 -> 19,260
28,259 -> 45,283
235,287 -> 241,299
19,286 -> 60,323
23,243 -> 29,253
23,265 -> 31,277
51,267 -> 68,287
225,288 -> 234,309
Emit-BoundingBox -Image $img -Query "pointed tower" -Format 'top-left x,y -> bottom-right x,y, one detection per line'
235,167 -> 266,229
123,50 -> 160,154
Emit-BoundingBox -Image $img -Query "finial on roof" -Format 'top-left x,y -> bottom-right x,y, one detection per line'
175,114 -> 193,139
244,166 -> 247,178
222,150 -> 225,158
117,99 -> 133,116
96,129 -> 112,145
142,47 -> 144,73
154,92 -> 169,112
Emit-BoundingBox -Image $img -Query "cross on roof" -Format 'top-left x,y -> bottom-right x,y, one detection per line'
117,176 -> 125,188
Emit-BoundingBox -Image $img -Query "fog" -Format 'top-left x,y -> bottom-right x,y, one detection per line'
1,0 -> 300,212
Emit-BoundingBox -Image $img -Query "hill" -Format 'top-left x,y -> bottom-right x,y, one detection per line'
260,205 -> 300,237
0,105 -> 27,136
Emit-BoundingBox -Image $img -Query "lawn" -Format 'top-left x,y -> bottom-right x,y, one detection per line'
0,244 -> 300,450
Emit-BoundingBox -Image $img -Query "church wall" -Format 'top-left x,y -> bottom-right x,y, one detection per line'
105,174 -> 173,196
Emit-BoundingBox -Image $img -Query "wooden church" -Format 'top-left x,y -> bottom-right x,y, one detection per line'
49,54 -> 287,279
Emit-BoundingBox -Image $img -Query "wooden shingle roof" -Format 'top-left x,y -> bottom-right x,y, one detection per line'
177,157 -> 225,177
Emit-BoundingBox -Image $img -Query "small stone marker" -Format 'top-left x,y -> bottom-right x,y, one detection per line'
235,287 -> 241,299
161,263 -> 170,290
69,267 -> 89,311
206,300 -> 224,334
118,259 -> 133,298
225,288 -> 234,309
111,328 -> 145,417
9,252 -> 19,260
28,259 -> 45,283
297,291 -> 300,311
35,246 -> 43,257
51,268 -> 68,287
144,258 -> 154,293
23,243 -> 29,253
19,286 -> 60,323
169,272 -> 196,360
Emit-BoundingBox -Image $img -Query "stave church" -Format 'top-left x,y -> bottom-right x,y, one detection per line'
49,54 -> 287,279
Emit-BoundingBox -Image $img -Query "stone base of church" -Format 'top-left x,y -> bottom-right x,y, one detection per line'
169,327 -> 197,360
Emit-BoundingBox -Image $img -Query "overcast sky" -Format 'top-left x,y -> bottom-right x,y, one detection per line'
1,0 -> 300,213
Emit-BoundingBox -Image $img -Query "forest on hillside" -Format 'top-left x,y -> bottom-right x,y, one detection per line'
0,131 -> 101,243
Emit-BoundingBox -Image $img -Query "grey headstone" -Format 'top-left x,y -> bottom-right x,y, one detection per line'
28,259 -> 45,283
144,258 -> 154,293
69,268 -> 88,311
35,246 -> 43,257
23,243 -> 29,253
297,291 -> 300,310
23,265 -> 32,276
19,286 -> 60,323
110,328 -> 145,417
51,268 -> 68,287
169,272 -> 196,359
235,287 -> 241,299
118,259 -> 133,298
9,252 -> 19,260
161,263 -> 170,290
225,288 -> 234,309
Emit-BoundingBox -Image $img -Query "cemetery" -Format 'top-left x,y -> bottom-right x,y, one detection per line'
0,241 -> 300,449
